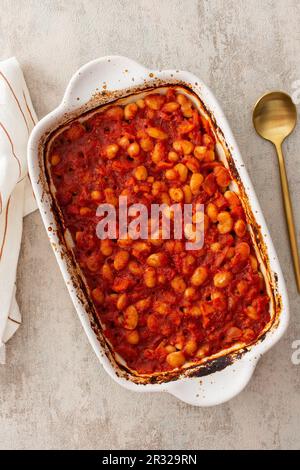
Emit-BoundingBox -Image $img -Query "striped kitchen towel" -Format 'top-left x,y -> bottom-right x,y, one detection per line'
0,57 -> 37,363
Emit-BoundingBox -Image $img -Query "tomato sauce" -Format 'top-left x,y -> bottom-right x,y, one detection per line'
48,87 -> 270,374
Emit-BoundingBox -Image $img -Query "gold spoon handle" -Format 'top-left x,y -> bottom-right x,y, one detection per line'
275,143 -> 300,291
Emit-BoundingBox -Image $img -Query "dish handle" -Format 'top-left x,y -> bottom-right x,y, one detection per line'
166,355 -> 258,406
61,55 -> 150,111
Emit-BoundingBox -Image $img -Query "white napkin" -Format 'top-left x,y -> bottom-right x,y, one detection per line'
0,57 -> 38,363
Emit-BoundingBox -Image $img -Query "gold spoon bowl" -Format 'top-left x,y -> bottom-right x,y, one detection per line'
253,91 -> 300,292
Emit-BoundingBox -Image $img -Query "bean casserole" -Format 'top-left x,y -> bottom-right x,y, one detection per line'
46,86 -> 271,375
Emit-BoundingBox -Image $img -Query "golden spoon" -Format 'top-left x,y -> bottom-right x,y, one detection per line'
253,91 -> 300,292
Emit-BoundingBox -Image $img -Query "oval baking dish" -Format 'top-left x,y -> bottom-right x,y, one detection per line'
28,56 -> 289,406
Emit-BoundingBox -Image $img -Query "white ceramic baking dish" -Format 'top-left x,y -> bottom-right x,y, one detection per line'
27,56 -> 289,406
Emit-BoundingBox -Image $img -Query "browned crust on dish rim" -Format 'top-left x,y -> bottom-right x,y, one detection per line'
37,80 -> 282,385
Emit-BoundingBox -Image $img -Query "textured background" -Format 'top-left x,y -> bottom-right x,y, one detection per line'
1,0 -> 300,450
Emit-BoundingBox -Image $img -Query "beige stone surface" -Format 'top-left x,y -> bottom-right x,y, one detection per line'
1,0 -> 300,450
